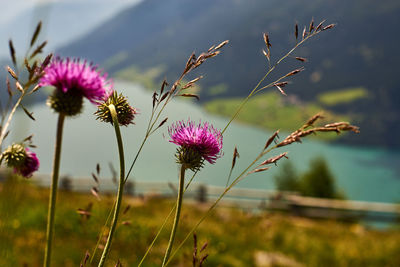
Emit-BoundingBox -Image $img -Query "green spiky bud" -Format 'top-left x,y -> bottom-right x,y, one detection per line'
95,91 -> 137,126
175,146 -> 205,172
2,143 -> 27,168
47,89 -> 83,116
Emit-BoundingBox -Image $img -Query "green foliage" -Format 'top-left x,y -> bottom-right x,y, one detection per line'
299,157 -> 342,199
274,157 -> 345,199
317,87 -> 369,106
274,161 -> 299,192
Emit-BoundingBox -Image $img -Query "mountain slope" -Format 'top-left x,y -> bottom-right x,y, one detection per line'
58,0 -> 400,148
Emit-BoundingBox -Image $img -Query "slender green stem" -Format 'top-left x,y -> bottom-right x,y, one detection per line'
44,113 -> 65,267
138,171 -> 197,267
162,165 -> 186,266
98,104 -> 125,267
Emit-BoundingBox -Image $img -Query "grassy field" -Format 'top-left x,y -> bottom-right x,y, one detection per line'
317,87 -> 368,107
204,91 -> 350,140
1,177 -> 399,267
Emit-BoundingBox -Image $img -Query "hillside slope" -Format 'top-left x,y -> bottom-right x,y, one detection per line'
58,0 -> 400,147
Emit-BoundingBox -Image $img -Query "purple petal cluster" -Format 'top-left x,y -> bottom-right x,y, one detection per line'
169,120 -> 223,164
15,148 -> 39,178
39,57 -> 112,103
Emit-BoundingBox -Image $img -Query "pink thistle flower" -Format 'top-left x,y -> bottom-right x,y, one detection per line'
169,120 -> 223,167
39,57 -> 112,104
15,148 -> 40,178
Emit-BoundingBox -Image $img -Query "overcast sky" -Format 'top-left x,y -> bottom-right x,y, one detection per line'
0,0 -> 142,25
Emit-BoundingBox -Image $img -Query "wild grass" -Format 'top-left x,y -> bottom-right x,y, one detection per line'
1,178 -> 399,267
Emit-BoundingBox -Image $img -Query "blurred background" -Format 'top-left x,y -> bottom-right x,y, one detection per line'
1,0 -> 400,266
1,0 -> 399,201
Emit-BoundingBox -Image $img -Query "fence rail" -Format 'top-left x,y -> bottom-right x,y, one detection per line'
13,174 -> 400,222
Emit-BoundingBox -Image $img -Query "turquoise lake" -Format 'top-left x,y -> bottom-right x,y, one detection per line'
11,81 -> 400,204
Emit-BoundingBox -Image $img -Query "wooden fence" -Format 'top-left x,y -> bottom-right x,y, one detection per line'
24,174 -> 400,223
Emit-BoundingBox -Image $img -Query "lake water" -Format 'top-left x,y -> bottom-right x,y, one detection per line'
11,81 -> 400,204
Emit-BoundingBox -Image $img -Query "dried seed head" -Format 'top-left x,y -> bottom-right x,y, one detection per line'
214,40 -> 229,50
309,17 -> 314,33
295,23 -> 299,40
157,117 -> 168,128
263,33 -> 272,48
285,67 -> 305,77
322,24 -> 336,31
259,152 -> 288,166
304,113 -> 324,128
160,79 -> 168,95
7,66 -> 18,80
231,146 -> 240,170
6,77 -> 12,97
295,57 -> 307,62
9,40 -> 16,66
30,41 -> 47,59
274,85 -> 286,96
264,130 -> 280,150
30,21 -> 42,47
178,93 -> 200,101
262,49 -> 270,61
249,167 -> 270,174
315,20 -> 326,31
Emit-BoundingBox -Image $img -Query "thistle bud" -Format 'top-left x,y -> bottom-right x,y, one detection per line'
95,91 -> 137,126
47,89 -> 83,116
2,144 -> 39,178
175,146 -> 205,172
2,143 -> 26,168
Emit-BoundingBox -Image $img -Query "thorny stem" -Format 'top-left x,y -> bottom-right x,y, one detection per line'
44,113 -> 65,267
162,164 -> 186,266
98,104 -> 125,267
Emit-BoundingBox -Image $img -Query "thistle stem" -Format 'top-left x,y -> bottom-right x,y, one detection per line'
44,113 -> 65,267
162,164 -> 186,266
98,104 -> 125,267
